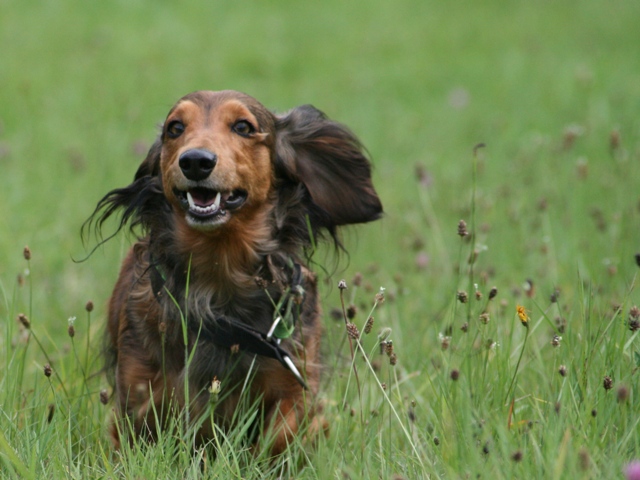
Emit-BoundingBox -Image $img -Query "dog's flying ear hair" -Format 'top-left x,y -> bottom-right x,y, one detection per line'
275,105 -> 382,228
81,137 -> 166,248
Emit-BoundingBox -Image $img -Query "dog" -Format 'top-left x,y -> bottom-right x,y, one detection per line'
86,90 -> 382,454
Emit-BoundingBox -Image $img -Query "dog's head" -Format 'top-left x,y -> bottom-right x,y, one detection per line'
87,90 -> 382,248
140,91 -> 277,231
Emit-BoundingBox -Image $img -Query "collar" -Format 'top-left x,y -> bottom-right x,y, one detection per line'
149,255 -> 308,389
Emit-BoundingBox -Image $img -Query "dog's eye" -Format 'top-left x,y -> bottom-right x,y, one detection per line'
166,120 -> 185,139
232,120 -> 256,137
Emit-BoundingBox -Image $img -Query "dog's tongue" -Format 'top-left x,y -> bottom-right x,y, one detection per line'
190,188 -> 218,207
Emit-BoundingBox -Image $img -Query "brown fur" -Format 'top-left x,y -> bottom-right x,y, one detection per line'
85,90 -> 382,454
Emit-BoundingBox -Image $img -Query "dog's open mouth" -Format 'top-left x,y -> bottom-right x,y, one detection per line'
175,187 -> 248,221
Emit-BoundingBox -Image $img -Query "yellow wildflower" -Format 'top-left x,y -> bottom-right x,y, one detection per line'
516,305 -> 529,328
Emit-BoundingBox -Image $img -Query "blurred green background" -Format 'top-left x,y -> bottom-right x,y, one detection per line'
2,0 -> 640,476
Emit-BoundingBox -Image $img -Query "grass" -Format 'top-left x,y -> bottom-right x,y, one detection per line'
1,0 -> 640,477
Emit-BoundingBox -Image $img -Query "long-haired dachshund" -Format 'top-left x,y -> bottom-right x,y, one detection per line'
86,90 -> 382,454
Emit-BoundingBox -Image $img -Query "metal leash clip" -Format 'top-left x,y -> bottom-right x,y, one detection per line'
266,316 -> 282,344
265,316 -> 307,388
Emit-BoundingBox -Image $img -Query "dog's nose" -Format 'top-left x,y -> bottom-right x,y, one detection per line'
179,149 -> 217,181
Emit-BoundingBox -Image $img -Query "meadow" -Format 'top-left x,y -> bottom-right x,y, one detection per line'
1,0 -> 640,478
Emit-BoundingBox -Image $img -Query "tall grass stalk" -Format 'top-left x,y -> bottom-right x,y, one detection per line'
338,281 -> 363,416
504,306 -> 530,404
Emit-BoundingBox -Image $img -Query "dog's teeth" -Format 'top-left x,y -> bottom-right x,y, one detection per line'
186,192 -> 196,210
186,190 -> 222,215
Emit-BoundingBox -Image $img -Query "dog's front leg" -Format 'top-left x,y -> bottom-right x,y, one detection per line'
261,389 -> 328,455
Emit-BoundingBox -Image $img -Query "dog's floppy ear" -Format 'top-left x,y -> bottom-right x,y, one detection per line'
134,138 -> 162,179
275,105 -> 382,227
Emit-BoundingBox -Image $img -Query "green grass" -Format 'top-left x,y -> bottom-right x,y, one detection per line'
2,0 -> 640,477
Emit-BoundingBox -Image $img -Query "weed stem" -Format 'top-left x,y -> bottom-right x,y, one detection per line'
504,326 -> 529,404
339,284 -> 363,421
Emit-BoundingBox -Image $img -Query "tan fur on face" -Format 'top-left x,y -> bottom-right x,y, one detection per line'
161,93 -> 273,230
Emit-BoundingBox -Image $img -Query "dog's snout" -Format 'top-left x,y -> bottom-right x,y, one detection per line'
179,149 -> 217,181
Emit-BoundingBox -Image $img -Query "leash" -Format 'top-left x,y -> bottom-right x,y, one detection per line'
194,315 -> 308,389
149,256 -> 309,389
